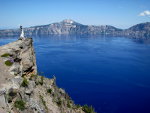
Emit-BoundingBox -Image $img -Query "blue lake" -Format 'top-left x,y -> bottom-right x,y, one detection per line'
0,35 -> 150,113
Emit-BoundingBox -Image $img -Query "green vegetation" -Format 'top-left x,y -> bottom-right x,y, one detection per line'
14,100 -> 26,111
21,74 -> 26,77
39,76 -> 44,85
1,53 -> 11,57
82,105 -> 96,113
39,95 -> 48,110
35,81 -> 39,85
47,89 -> 52,94
56,98 -> 62,106
21,78 -> 28,87
29,74 -> 36,80
5,60 -> 13,66
67,101 -> 71,108
76,104 -> 81,108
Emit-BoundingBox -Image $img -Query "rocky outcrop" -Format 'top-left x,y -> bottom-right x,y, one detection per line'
0,38 -> 37,76
0,38 -> 89,113
1,19 -> 149,39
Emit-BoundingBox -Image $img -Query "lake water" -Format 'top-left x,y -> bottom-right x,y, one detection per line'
0,35 -> 150,113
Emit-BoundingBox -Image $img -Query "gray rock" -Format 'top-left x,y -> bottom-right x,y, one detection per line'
9,63 -> 20,75
11,76 -> 23,87
0,88 -> 6,96
25,81 -> 35,95
28,81 -> 36,90
29,98 -> 45,113
0,95 -> 7,108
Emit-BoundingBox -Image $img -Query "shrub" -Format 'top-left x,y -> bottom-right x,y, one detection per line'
75,104 -> 81,109
21,78 -> 28,87
1,53 -> 11,57
39,95 -> 48,110
67,101 -> 71,108
14,100 -> 26,111
47,89 -> 52,94
29,74 -> 36,80
5,60 -> 13,66
39,76 -> 44,85
56,98 -> 62,106
35,81 -> 39,85
82,105 -> 96,113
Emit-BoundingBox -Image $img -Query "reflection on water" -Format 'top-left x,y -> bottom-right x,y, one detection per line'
0,35 -> 150,113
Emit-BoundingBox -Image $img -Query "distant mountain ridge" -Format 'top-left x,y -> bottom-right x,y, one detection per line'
0,19 -> 150,39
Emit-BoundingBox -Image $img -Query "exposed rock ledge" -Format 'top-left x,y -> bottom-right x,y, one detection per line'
0,38 -> 88,113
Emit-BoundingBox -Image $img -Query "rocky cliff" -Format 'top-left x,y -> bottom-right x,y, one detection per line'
1,19 -> 149,39
0,38 -> 91,113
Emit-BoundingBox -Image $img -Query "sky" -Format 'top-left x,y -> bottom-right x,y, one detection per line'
0,0 -> 150,29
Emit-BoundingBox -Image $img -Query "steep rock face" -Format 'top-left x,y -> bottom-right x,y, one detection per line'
0,38 -> 85,113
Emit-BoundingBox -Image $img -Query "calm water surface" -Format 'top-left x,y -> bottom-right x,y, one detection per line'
0,35 -> 150,113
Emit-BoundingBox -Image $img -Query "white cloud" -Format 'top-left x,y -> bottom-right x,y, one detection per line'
139,10 -> 150,17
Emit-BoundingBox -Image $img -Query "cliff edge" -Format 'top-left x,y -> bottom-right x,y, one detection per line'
0,38 -> 89,113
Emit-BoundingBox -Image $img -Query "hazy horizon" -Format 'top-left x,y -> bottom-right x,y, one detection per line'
0,19 -> 150,30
